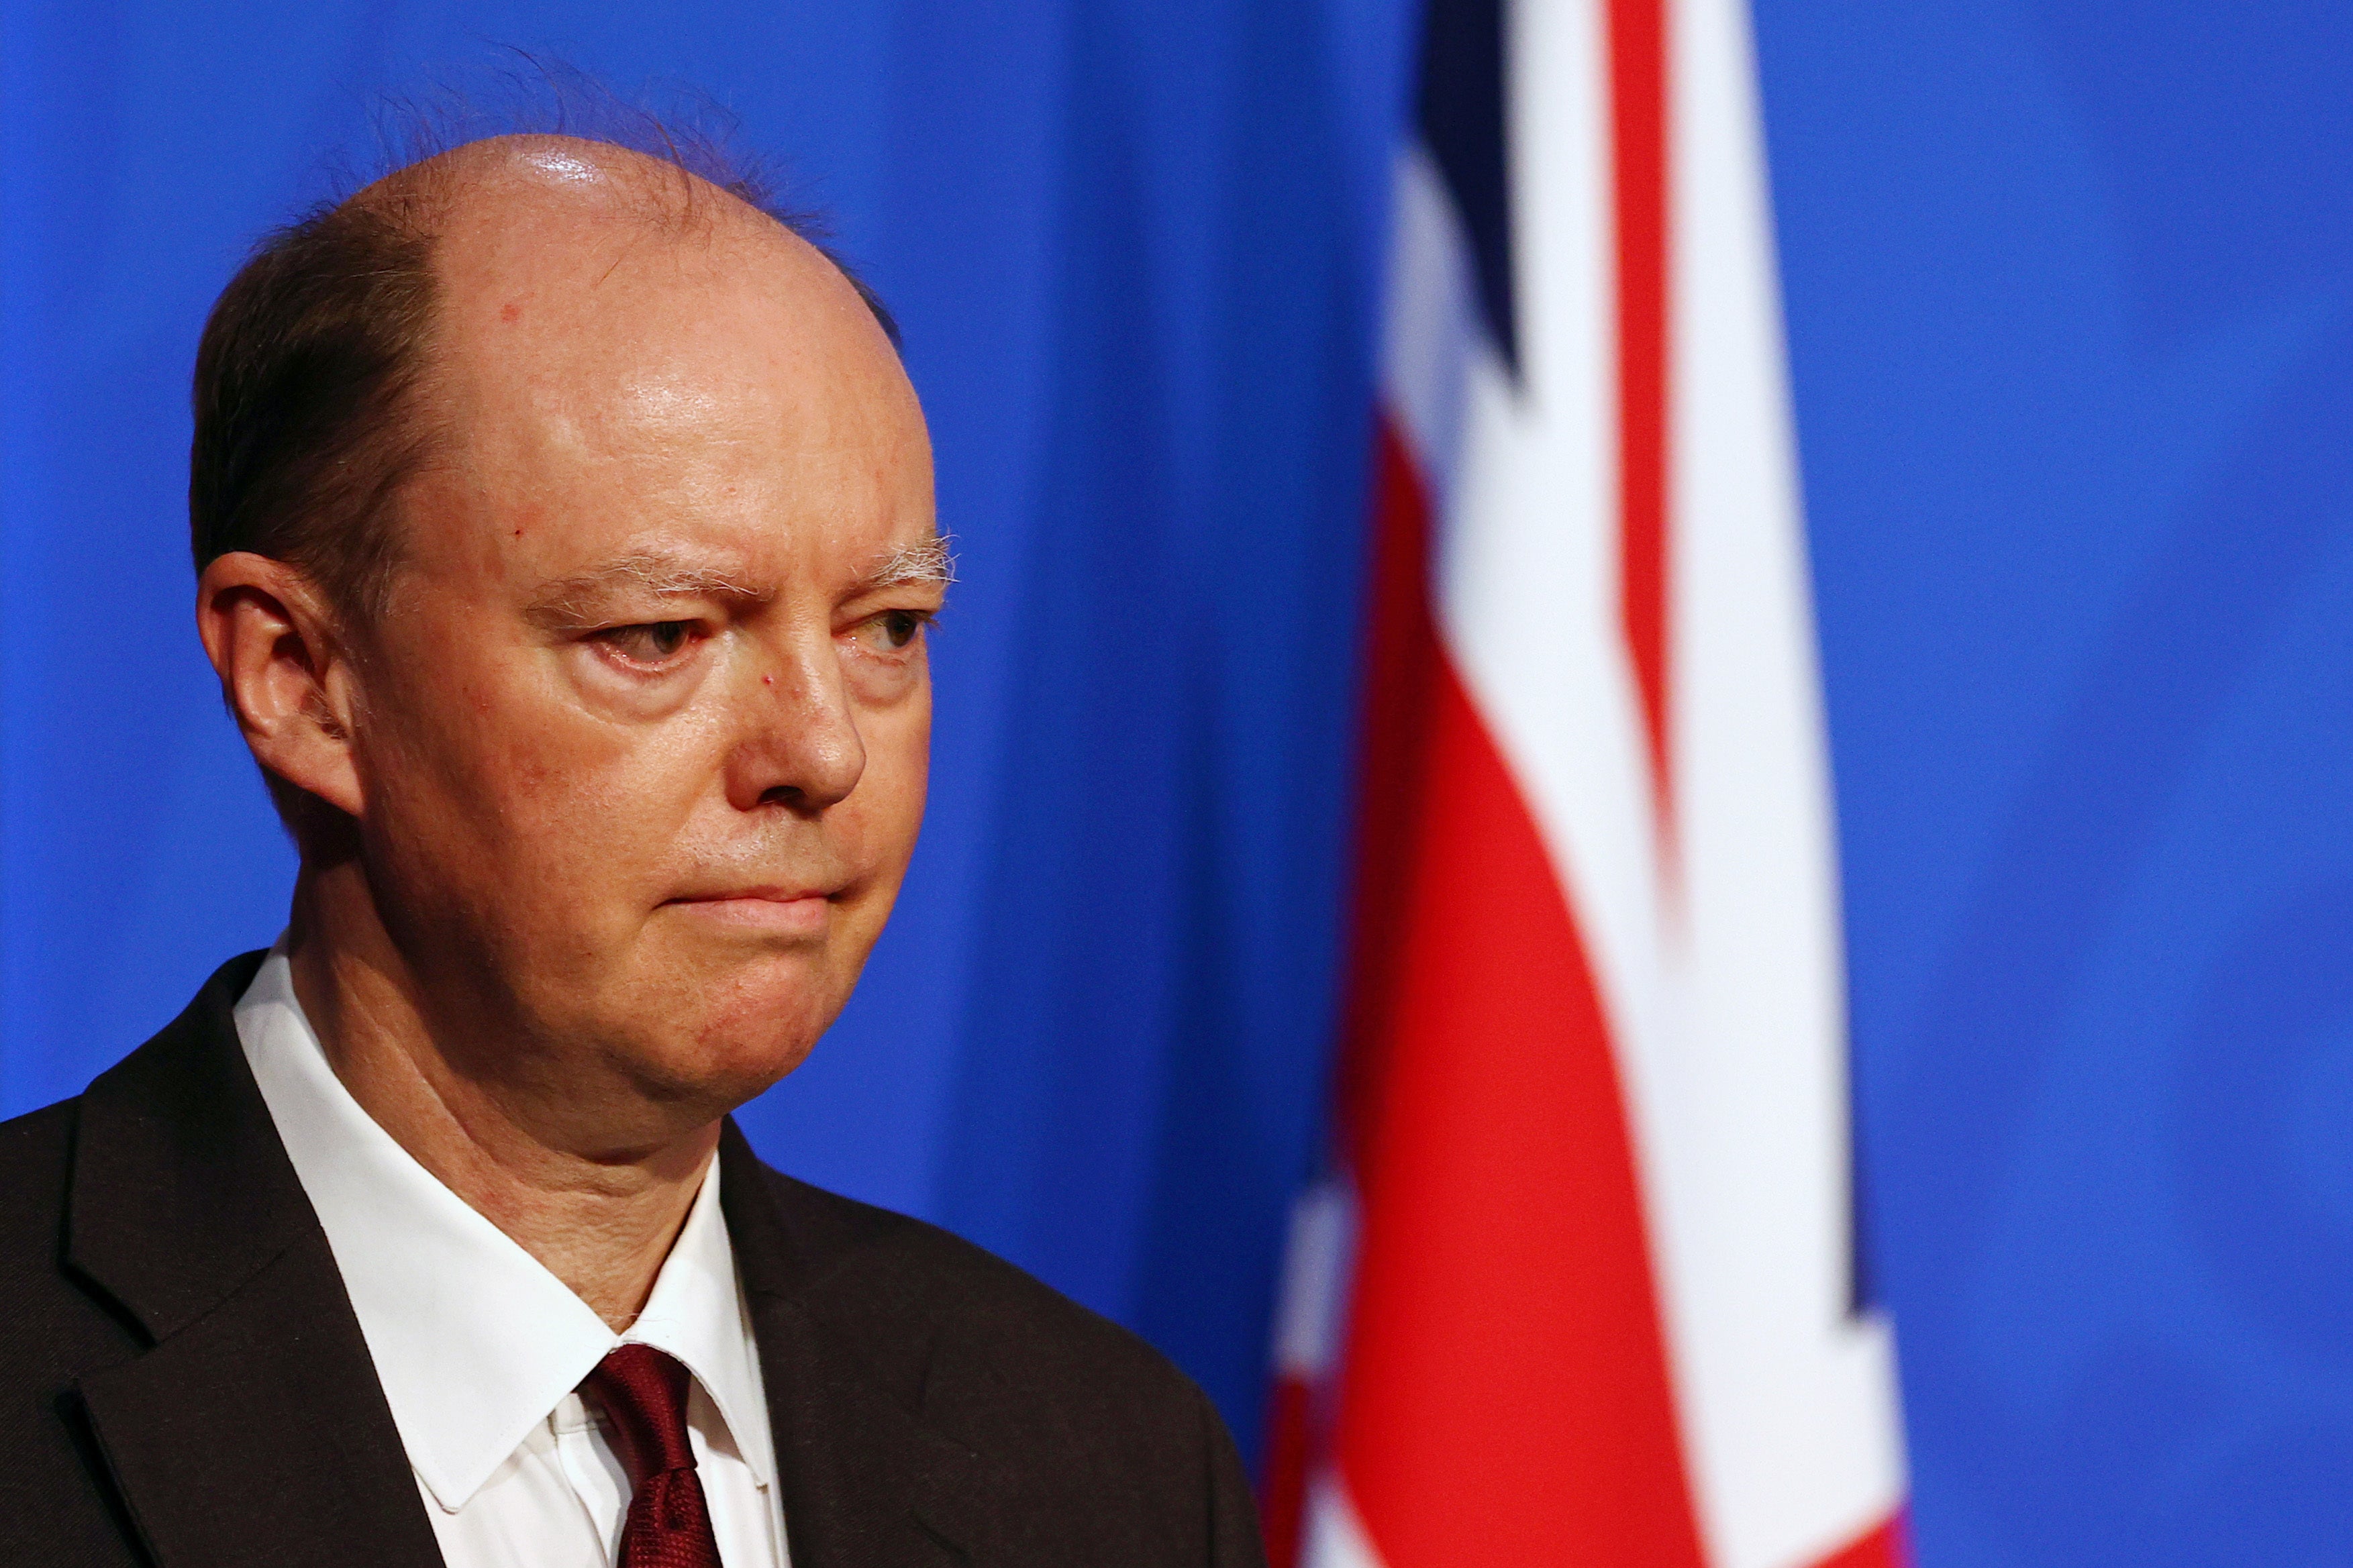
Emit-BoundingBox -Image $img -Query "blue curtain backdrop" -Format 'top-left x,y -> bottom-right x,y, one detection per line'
4,4 -> 2351,1566
1766,5 -> 2353,1563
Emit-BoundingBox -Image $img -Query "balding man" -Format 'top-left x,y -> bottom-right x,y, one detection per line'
0,133 -> 1263,1568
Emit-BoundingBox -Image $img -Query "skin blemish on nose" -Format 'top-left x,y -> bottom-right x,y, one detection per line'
763,675 -> 774,686
501,301 -> 523,324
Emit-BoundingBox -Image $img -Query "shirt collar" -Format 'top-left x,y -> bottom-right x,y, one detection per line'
621,1149 -> 776,1496
234,946 -> 775,1512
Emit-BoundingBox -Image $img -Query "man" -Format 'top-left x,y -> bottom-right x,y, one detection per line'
0,130 -> 1263,1567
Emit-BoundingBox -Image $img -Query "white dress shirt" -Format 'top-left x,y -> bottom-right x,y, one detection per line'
234,948 -> 789,1567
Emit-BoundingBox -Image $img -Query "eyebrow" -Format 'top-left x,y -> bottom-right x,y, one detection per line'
522,535 -> 955,629
862,535 -> 958,592
523,553 -> 766,629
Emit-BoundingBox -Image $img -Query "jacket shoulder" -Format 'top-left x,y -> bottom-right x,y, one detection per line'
0,1096 -> 79,1167
750,1165 -> 1264,1564
0,1098 -> 80,1266
760,1165 -> 1199,1412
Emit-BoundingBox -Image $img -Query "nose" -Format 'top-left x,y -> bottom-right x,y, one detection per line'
723,636 -> 865,815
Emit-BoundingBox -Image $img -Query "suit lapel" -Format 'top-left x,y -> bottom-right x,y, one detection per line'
65,953 -> 444,1568
721,1127 -> 1001,1567
66,957 -> 998,1568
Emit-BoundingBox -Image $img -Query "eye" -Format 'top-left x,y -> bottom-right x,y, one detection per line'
851,609 -> 930,653
598,621 -> 695,666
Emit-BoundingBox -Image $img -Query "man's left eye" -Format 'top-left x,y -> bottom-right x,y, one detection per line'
601,621 -> 695,663
856,611 -> 928,651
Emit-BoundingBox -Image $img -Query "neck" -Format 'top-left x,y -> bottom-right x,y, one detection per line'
283,860 -> 717,1330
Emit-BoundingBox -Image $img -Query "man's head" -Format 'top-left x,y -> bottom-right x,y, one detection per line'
193,134 -> 942,1145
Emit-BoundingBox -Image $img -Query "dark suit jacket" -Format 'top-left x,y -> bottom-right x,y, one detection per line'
0,952 -> 1266,1567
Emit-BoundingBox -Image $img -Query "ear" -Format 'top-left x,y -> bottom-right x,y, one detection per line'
195,552 -> 368,819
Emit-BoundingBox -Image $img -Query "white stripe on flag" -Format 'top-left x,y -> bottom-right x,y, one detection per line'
1299,1475 -> 1388,1568
1653,0 -> 1907,1563
1271,1181 -> 1358,1380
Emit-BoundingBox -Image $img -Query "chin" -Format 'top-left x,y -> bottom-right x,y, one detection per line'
639,952 -> 845,1102
609,1023 -> 814,1125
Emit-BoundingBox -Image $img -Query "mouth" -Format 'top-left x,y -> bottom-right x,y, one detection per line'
662,886 -> 837,937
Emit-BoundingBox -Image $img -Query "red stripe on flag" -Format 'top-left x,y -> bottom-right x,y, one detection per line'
1334,418 -> 1450,1178
1813,1514 -> 1912,1568
1609,0 -> 1673,826
1329,421 -> 1706,1568
1258,1374 -> 1313,1568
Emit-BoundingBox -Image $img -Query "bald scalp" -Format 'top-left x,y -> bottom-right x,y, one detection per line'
363,134 -> 785,252
189,132 -> 895,630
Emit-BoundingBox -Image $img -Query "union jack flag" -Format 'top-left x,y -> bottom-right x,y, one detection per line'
1260,3 -> 1909,1565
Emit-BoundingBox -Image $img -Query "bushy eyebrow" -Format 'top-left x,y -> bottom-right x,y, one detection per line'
522,535 -> 954,629
862,535 -> 957,592
523,553 -> 766,629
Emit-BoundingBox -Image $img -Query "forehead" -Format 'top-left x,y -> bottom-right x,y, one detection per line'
413,152 -> 933,580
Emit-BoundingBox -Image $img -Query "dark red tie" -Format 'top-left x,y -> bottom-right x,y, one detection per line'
582,1345 -> 723,1568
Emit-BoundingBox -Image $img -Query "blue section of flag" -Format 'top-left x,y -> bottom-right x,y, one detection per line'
1413,0 -> 1515,374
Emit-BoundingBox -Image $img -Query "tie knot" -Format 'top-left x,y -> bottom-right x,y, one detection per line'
582,1344 -> 699,1489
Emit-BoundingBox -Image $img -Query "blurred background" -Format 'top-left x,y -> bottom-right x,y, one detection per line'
5,3 -> 2352,1565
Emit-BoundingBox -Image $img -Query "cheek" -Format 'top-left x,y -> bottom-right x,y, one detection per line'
368,670 -> 714,910
493,729 -> 724,914
854,694 -> 932,864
